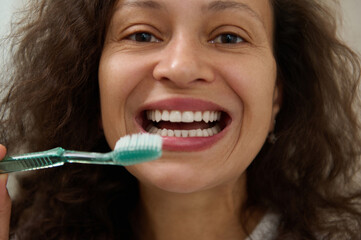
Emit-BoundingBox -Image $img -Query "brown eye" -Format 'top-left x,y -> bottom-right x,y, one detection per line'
211,33 -> 244,44
127,32 -> 160,42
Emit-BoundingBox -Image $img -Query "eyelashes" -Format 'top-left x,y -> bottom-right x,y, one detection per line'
123,31 -> 246,45
209,33 -> 245,44
126,32 -> 161,43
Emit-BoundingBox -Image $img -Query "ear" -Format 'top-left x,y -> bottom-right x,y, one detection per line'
269,81 -> 282,132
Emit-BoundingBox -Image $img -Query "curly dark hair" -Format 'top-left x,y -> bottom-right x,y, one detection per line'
1,0 -> 360,239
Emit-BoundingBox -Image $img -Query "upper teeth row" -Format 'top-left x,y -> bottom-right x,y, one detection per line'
146,110 -> 222,123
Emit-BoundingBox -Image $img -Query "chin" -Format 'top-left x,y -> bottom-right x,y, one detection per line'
125,162 -> 220,194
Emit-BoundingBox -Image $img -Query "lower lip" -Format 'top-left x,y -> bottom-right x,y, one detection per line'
138,126 -> 228,152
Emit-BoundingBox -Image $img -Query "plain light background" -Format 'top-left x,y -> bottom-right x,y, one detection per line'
1,0 -> 361,55
0,0 -> 25,38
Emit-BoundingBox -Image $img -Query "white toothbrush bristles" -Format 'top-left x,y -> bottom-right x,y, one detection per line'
114,133 -> 162,152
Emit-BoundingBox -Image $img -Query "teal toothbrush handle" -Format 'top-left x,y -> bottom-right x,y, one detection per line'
0,148 -> 119,174
0,133 -> 163,173
62,151 -> 112,165
0,148 -> 66,174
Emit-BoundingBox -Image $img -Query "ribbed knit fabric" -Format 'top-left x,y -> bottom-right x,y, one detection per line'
245,212 -> 280,240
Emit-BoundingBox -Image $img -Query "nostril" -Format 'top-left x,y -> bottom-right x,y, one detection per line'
152,51 -> 215,87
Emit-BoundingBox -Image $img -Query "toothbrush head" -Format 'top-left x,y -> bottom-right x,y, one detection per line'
112,133 -> 163,166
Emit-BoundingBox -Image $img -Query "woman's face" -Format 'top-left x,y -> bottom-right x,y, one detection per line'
99,0 -> 280,193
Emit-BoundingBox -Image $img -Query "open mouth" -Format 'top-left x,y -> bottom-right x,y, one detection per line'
139,110 -> 230,137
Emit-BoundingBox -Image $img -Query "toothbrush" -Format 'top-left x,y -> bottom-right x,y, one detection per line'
0,133 -> 162,174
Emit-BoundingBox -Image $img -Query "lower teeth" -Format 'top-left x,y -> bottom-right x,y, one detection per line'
146,124 -> 221,137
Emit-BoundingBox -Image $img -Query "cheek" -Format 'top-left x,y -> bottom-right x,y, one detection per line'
99,54 -> 147,99
221,55 -> 277,119
98,53 -> 151,147
218,55 -> 277,160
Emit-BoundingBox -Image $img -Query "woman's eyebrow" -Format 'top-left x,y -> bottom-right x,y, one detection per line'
205,1 -> 266,28
117,0 -> 164,10
116,0 -> 266,30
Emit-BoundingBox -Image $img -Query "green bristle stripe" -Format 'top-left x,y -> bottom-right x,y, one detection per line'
112,149 -> 162,165
112,133 -> 163,165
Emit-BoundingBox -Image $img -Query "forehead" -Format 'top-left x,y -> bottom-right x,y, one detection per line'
114,0 -> 274,32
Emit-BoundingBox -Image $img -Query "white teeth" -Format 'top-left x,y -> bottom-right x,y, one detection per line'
161,128 -> 168,136
194,111 -> 202,122
161,110 -> 170,121
167,129 -> 174,137
181,130 -> 189,137
202,129 -> 209,137
145,124 -> 222,138
145,110 -> 224,137
181,111 -> 194,123
174,130 -> 182,137
169,111 -> 182,122
155,110 -> 162,122
212,126 -> 220,134
146,110 -> 222,123
151,111 -> 156,122
203,111 -> 210,123
210,112 -> 216,122
189,130 -> 197,137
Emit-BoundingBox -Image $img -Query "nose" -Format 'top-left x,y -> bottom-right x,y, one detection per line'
152,36 -> 215,88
